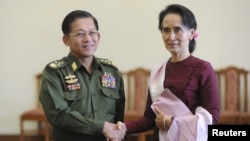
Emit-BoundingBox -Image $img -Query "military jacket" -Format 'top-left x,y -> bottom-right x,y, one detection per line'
39,53 -> 125,141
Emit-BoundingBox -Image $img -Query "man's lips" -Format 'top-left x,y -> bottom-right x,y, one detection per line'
82,45 -> 94,48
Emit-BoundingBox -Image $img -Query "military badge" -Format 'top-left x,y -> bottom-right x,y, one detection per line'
65,74 -> 81,90
71,62 -> 77,71
101,72 -> 116,89
66,83 -> 81,91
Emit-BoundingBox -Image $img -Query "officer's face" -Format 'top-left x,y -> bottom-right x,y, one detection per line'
63,17 -> 100,59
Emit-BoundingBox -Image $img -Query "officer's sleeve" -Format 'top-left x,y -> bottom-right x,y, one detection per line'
114,75 -> 126,122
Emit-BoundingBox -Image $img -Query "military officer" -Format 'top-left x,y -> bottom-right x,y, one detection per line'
39,10 -> 126,141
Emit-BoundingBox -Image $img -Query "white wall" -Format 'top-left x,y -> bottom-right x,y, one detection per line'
0,0 -> 250,134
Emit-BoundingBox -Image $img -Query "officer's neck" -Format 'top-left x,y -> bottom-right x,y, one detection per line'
79,57 -> 93,74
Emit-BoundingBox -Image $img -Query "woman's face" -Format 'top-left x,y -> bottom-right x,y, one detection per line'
63,17 -> 100,60
161,13 -> 194,55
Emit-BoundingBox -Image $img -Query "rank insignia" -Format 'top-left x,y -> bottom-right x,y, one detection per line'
101,72 -> 116,89
65,74 -> 81,90
99,58 -> 117,68
49,61 -> 64,68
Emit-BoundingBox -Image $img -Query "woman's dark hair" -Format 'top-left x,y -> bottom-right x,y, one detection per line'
61,10 -> 99,35
158,4 -> 197,53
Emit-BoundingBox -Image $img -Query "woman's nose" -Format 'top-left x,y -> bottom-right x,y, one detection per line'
169,32 -> 176,40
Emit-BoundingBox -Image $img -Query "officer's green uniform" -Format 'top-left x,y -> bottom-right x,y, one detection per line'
39,53 -> 125,141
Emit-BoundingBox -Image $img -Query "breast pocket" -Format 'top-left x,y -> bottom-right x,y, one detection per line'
63,90 -> 88,109
64,91 -> 85,100
100,88 -> 120,114
101,88 -> 120,100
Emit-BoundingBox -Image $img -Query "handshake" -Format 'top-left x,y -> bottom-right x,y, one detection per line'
103,121 -> 127,141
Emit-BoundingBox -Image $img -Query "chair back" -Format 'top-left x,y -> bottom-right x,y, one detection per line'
215,66 -> 249,112
121,68 -> 150,115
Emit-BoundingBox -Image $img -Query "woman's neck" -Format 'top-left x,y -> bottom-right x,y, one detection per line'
170,53 -> 190,63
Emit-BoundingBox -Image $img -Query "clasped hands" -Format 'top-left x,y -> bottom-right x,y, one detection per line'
102,106 -> 170,140
103,121 -> 126,141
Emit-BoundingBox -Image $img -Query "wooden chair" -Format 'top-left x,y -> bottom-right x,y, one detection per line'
121,68 -> 153,141
238,69 -> 250,124
20,74 -> 51,141
215,66 -> 249,124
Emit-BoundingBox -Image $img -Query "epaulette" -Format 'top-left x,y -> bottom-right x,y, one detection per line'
48,60 -> 67,69
97,58 -> 117,69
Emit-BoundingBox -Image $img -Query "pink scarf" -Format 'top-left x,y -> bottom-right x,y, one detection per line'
149,60 -> 212,141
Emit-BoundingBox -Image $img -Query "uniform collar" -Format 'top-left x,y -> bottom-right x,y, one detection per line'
67,53 -> 102,72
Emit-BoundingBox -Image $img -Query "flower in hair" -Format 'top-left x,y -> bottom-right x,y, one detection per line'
193,31 -> 198,39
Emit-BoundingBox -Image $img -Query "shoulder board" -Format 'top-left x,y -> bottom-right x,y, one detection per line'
97,58 -> 117,69
48,60 -> 67,69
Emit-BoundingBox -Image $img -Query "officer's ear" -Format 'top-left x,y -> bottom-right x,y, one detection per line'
63,35 -> 70,46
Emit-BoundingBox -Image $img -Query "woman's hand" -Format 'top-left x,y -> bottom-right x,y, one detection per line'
154,106 -> 171,130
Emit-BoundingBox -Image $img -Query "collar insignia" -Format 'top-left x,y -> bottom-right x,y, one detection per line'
72,62 -> 77,71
